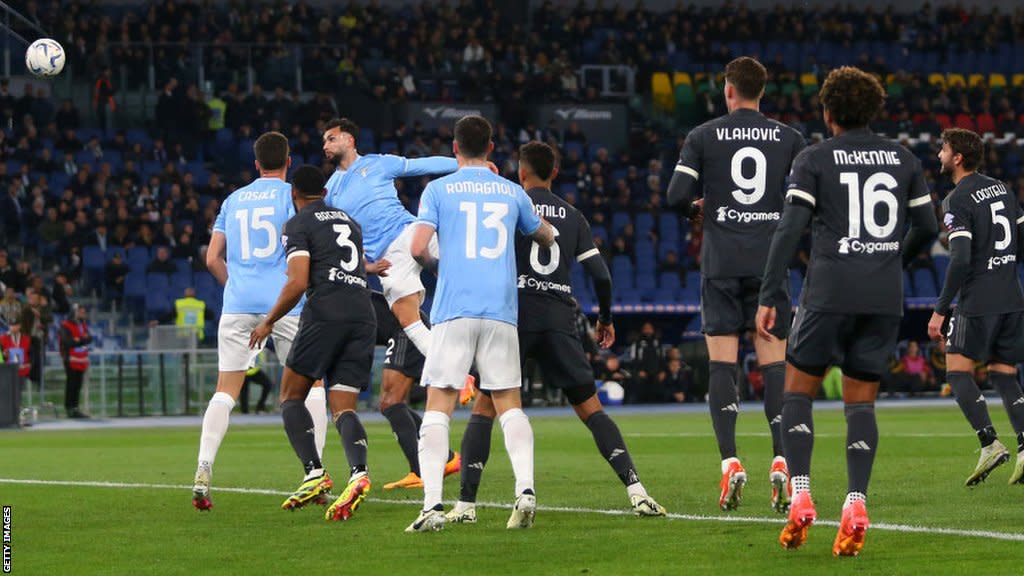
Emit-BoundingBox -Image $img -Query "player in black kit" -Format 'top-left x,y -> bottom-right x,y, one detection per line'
249,165 -> 379,522
927,128 -> 1024,487
446,141 -> 666,523
667,56 -> 806,513
754,67 -> 938,556
371,291 -> 462,490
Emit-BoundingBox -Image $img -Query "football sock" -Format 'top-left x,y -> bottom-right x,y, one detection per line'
781,391 -> 814,479
383,404 -> 422,476
708,361 -> 739,460
411,408 -> 454,465
843,491 -> 866,508
762,362 -> 786,457
584,411 -> 641,488
403,320 -> 431,357
198,392 -> 235,466
948,371 -> 997,447
304,386 -> 327,460
500,408 -> 535,496
418,411 -> 450,510
990,372 -> 1024,436
281,399 -> 321,474
336,411 -> 368,477
1017,432 -> 1024,454
844,402 -> 878,496
459,414 -> 494,503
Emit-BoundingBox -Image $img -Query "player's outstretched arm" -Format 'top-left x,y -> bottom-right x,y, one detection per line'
756,201 -> 813,340
399,156 -> 459,177
530,219 -> 555,248
410,223 -> 438,274
206,232 -> 228,285
249,255 -> 309,349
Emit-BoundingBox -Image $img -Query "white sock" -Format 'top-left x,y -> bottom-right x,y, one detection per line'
499,408 -> 535,497
403,320 -> 432,357
792,475 -> 811,495
843,491 -> 866,508
198,392 -> 235,465
418,410 -> 450,510
626,481 -> 648,499
721,456 -> 741,474
305,387 -> 327,460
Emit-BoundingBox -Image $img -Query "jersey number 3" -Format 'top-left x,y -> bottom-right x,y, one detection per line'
332,224 -> 360,272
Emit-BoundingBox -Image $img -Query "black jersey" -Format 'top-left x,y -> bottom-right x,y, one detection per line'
516,187 -> 598,333
785,128 -> 933,315
282,199 -> 374,324
676,108 -> 806,278
941,173 -> 1024,316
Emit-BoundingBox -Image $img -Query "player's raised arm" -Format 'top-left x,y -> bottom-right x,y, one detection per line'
411,182 -> 440,273
387,154 -> 459,178
514,185 -> 554,248
901,161 -> 938,268
666,128 -> 703,220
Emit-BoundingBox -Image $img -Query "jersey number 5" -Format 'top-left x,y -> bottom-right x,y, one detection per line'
990,202 -> 1012,251
459,201 -> 509,259
332,224 -> 360,272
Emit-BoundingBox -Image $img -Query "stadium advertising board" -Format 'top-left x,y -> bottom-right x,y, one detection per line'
403,102 -> 500,131
536,104 -> 629,151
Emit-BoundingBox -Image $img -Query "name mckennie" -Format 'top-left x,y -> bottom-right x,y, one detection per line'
832,150 -> 902,166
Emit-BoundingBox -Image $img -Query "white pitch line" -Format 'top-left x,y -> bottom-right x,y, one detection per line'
1,477 -> 1022,542
626,432 -> 972,438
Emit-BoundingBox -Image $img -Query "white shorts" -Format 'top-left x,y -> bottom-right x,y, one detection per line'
422,318 -> 522,391
379,223 -> 439,308
217,314 -> 299,372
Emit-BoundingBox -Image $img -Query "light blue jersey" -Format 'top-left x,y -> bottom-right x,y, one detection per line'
324,154 -> 458,261
417,166 -> 542,326
213,177 -> 301,316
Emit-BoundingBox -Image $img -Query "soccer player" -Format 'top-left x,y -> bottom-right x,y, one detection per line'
755,66 -> 937,556
447,141 -> 666,523
927,128 -> 1024,486
405,116 -> 554,532
322,117 -> 479,465
192,132 -> 327,511
249,165 -> 379,521
666,56 -> 806,512
370,290 -> 461,489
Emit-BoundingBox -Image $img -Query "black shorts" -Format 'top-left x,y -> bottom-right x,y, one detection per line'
702,276 -> 791,339
382,329 -> 425,380
519,329 -> 597,404
946,309 -> 1024,364
287,320 -> 376,391
786,308 -> 900,381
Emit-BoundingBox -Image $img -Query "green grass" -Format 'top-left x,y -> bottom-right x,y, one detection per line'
1,405 -> 1021,575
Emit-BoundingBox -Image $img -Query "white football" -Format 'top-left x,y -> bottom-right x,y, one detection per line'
25,38 -> 65,77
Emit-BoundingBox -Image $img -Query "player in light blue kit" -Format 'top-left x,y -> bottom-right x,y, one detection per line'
404,116 -> 554,533
321,118 -> 479,489
192,132 -> 329,511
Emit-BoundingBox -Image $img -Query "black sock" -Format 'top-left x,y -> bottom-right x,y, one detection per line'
383,404 -> 421,476
990,372 -> 1024,437
948,371 -> 997,447
336,411 -> 368,477
708,361 -> 739,460
459,414 -> 493,503
781,392 -> 814,478
281,399 -> 322,474
845,402 -> 878,495
762,362 -> 786,458
1017,432 -> 1024,453
585,410 -> 639,486
411,409 -> 454,463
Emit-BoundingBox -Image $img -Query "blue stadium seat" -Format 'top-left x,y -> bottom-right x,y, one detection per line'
658,241 -> 678,261
912,269 -> 938,298
590,225 -> 609,244
789,269 -> 803,302
127,246 -> 150,272
145,288 -> 172,320
82,245 -> 106,295
635,213 -> 655,235
124,272 -> 146,298
558,182 -> 576,197
659,271 -> 682,290
611,211 -> 631,234
933,255 -> 949,281
146,273 -> 170,291
379,140 -> 399,154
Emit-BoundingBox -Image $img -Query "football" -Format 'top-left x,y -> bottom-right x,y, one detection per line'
25,38 -> 65,77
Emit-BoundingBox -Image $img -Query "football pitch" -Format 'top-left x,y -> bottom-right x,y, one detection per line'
1,403 -> 1021,575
